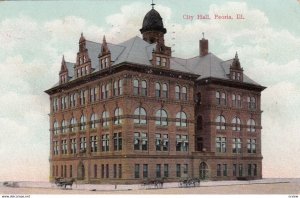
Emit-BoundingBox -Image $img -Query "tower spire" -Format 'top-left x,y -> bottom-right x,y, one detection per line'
151,0 -> 155,9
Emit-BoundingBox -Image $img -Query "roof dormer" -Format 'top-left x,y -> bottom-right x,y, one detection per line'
99,35 -> 112,70
152,42 -> 171,69
230,52 -> 244,82
59,55 -> 68,84
75,33 -> 92,78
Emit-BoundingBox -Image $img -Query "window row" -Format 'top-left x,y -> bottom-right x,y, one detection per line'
216,91 -> 257,109
217,163 -> 258,177
215,115 -> 256,132
52,80 -> 123,112
134,163 -> 188,179
133,79 -> 188,101
52,133 -> 189,155
52,163 -> 122,179
216,137 -> 257,153
53,108 -> 188,134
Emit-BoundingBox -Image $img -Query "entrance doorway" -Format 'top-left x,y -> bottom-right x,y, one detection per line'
199,162 -> 209,179
77,161 -> 85,180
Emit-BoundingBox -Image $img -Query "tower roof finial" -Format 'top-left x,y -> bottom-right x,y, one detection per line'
202,32 -> 205,39
151,0 -> 155,9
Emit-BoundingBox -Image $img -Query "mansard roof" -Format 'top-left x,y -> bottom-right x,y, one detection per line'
54,35 -> 260,88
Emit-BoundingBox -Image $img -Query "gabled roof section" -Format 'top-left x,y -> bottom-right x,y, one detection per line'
65,62 -> 75,79
86,40 -> 101,69
113,36 -> 156,66
170,53 -> 261,86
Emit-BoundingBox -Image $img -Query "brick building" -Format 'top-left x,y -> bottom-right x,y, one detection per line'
45,5 -> 265,184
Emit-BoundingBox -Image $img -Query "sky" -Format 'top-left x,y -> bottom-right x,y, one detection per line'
0,0 -> 299,181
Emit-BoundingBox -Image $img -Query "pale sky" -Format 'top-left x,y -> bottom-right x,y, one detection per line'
0,0 -> 299,181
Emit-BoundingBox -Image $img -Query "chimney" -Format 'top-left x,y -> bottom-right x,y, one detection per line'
200,33 -> 208,56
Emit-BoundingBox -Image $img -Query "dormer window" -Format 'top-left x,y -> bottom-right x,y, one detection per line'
161,58 -> 166,66
156,57 -> 161,66
232,72 -> 236,80
100,57 -> 110,69
237,73 -> 241,81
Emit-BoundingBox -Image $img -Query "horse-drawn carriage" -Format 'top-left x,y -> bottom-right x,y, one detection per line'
141,178 -> 164,189
54,177 -> 75,189
178,177 -> 200,188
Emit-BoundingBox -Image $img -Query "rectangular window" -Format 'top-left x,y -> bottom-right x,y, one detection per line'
239,164 -> 243,177
232,138 -> 242,153
156,164 -> 161,178
119,164 -> 122,178
90,87 -> 96,103
217,164 -> 221,176
90,136 -> 98,152
164,164 -> 169,178
176,164 -> 181,177
134,132 -> 147,151
113,81 -> 118,96
253,164 -> 257,176
79,137 -> 86,152
102,134 -> 109,152
113,164 -> 117,178
176,135 -> 188,152
106,164 -> 109,178
61,139 -> 67,154
223,164 -> 227,176
133,80 -> 139,95
101,85 -> 106,99
183,164 -> 188,175
71,138 -> 76,154
64,165 -> 67,178
53,141 -> 59,155
247,139 -> 256,153
216,137 -> 226,153
248,164 -> 252,176
113,132 -> 122,151
94,164 -> 97,178
134,164 -> 140,178
161,58 -> 167,66
233,164 -> 237,177
155,134 -> 161,151
156,56 -> 161,66
143,164 -> 148,178
101,164 -> 104,178
70,165 -> 72,178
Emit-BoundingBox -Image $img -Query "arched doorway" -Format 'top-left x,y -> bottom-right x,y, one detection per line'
199,162 -> 209,180
77,161 -> 85,180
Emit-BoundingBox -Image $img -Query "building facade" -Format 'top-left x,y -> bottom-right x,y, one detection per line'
45,5 -> 265,184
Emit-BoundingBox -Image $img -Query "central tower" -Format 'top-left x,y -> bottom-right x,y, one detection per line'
140,4 -> 167,44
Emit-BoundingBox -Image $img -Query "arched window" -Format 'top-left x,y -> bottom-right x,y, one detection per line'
176,111 -> 187,127
155,83 -> 161,97
247,119 -> 256,132
80,115 -> 86,131
155,109 -> 168,126
175,85 -> 180,100
61,120 -> 67,133
162,83 -> 168,98
232,117 -> 241,131
181,86 -> 187,100
134,107 -> 147,124
114,107 -> 123,125
133,79 -> 139,95
141,80 -> 147,96
70,117 -> 77,132
102,111 -> 109,127
90,113 -> 96,129
216,115 -> 226,130
53,121 -> 59,134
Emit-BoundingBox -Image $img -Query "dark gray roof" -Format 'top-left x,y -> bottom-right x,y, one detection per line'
65,62 -> 74,78
58,36 -> 260,87
171,53 -> 260,85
